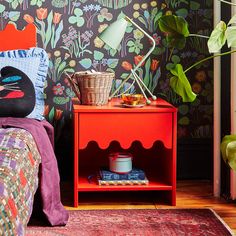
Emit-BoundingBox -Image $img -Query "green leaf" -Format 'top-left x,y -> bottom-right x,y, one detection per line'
172,55 -> 180,64
226,15 -> 236,48
0,4 -> 6,13
30,0 -> 37,5
12,1 -> 18,9
64,68 -> 75,73
125,26 -> 133,33
178,117 -> 190,125
158,15 -> 189,49
221,135 -> 236,171
134,47 -> 140,54
225,26 -> 236,48
127,41 -> 134,47
166,63 -> 175,71
175,9 -> 188,18
128,47 -> 135,53
120,73 -> 129,79
98,15 -> 104,23
178,104 -> 189,115
50,26 -> 55,49
74,8 -> 83,16
37,0 -> 44,7
66,88 -> 75,97
154,11 -> 163,29
69,16 -> 77,24
167,35 -> 187,50
57,61 -> 66,75
151,8 -> 158,19
152,47 -> 165,56
227,14 -> 236,26
110,48 -> 117,57
106,68 -> 115,73
158,15 -> 189,37
170,64 -> 197,102
8,11 -> 20,21
77,18 -> 85,27
55,57 -> 62,68
144,58 -> 151,87
138,16 -> 147,27
54,20 -> 63,48
190,1 -> 200,10
79,58 -> 92,69
207,21 -> 227,53
107,59 -> 119,69
45,10 -> 53,48
53,97 -> 69,105
94,50 -> 104,60
48,107 -> 55,123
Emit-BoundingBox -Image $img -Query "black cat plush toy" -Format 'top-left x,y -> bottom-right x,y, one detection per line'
0,66 -> 35,117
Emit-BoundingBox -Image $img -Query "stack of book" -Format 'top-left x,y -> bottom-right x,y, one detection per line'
98,167 -> 149,186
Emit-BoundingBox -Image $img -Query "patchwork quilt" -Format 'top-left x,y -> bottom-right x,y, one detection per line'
0,128 -> 41,236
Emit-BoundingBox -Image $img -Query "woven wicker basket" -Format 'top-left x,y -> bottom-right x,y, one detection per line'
70,72 -> 114,105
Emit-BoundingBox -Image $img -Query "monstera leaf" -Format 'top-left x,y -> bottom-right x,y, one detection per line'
225,15 -> 236,48
169,64 -> 196,102
221,135 -> 236,171
207,21 -> 227,53
158,15 -> 189,50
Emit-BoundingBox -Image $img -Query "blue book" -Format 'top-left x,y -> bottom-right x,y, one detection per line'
99,168 -> 146,180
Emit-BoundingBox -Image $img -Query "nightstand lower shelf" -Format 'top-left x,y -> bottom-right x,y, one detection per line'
77,175 -> 173,192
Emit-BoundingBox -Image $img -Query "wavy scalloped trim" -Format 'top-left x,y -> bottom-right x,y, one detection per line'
79,140 -> 171,150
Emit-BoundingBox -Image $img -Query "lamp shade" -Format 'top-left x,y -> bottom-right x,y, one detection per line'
99,18 -> 128,50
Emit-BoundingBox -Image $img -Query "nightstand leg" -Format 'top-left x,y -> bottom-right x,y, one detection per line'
74,150 -> 78,207
74,113 -> 79,207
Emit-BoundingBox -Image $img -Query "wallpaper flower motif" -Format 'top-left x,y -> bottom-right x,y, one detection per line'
0,0 -> 213,140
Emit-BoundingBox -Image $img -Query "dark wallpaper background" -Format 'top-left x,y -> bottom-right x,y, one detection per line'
0,0 -> 214,178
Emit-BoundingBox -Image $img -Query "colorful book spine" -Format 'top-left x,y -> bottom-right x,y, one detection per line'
98,178 -> 149,186
99,168 -> 146,180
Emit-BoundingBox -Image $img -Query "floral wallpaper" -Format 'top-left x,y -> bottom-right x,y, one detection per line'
0,0 -> 213,140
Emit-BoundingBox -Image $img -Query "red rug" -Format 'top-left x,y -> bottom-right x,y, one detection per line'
26,209 -> 233,236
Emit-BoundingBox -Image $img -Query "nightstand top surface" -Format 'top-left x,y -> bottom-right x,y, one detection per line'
73,98 -> 177,113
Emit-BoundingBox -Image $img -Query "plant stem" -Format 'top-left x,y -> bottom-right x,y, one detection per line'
219,0 -> 236,6
184,49 -> 236,73
168,47 -> 174,61
189,34 -> 210,39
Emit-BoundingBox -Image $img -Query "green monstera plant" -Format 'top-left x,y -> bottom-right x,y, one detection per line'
157,0 -> 236,103
158,0 -> 236,171
221,136 -> 236,171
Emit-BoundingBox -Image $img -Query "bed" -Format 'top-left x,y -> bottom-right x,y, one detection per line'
0,24 -> 69,235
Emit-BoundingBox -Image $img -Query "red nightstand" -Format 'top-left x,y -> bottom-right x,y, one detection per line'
73,98 -> 177,207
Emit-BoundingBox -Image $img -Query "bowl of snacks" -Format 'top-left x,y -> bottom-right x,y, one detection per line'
121,94 -> 144,106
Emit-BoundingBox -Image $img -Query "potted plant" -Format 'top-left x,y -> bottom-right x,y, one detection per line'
157,0 -> 236,103
157,0 -> 236,170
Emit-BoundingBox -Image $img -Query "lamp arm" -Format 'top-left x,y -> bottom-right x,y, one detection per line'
109,16 -> 156,99
125,16 -> 156,73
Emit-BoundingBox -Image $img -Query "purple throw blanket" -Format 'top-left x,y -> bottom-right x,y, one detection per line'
0,117 -> 69,226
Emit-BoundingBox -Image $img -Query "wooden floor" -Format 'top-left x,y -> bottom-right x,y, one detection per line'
62,180 -> 236,235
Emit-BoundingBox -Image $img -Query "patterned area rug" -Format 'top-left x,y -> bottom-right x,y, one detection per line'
26,209 -> 233,236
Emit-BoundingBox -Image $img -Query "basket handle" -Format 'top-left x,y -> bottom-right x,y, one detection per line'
64,72 -> 81,99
